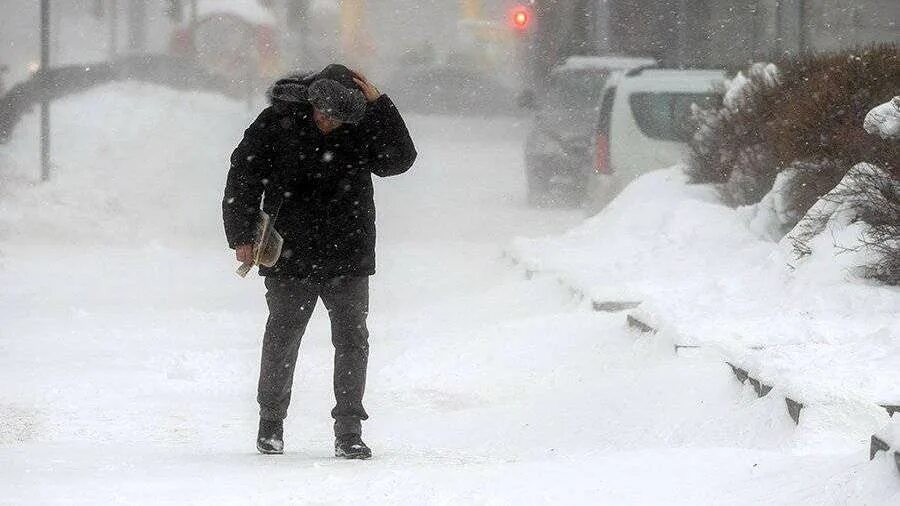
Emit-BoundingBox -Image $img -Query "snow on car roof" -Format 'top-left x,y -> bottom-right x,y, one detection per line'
196,0 -> 276,25
555,55 -> 657,73
633,69 -> 727,79
619,69 -> 727,92
601,67 -> 726,87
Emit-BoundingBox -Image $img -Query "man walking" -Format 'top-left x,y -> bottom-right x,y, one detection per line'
223,64 -> 417,459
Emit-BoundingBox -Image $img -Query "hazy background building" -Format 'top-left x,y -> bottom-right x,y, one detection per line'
529,0 -> 898,87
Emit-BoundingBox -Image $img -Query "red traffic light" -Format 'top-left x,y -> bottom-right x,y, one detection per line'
510,5 -> 532,31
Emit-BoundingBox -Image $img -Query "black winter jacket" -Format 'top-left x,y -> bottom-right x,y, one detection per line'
223,92 -> 417,280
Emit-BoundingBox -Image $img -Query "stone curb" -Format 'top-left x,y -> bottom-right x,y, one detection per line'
868,435 -> 900,475
627,311 -> 899,476
504,251 -> 899,478
502,251 -> 640,314
627,312 -> 897,424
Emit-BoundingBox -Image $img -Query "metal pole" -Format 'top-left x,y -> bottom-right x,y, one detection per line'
774,0 -> 783,56
798,0 -> 807,55
109,0 -> 118,60
676,0 -> 687,69
190,0 -> 198,25
40,0 -> 51,182
595,0 -> 611,54
127,0 -> 147,53
52,0 -> 61,56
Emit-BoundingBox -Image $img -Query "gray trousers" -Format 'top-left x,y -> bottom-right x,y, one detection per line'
258,275 -> 370,436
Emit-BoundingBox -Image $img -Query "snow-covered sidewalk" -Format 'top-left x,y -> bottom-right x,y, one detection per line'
1,84 -> 897,504
509,167 -> 899,487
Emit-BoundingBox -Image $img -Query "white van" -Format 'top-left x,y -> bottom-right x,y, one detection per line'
523,56 -> 655,207
584,68 -> 726,215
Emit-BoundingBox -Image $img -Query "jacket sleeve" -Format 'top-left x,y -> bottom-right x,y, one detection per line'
360,95 -> 417,177
223,107 -> 277,249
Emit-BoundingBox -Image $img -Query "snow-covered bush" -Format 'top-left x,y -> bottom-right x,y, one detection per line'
688,44 -> 899,284
688,63 -> 780,205
687,44 -> 899,208
742,161 -> 842,241
783,163 -> 899,285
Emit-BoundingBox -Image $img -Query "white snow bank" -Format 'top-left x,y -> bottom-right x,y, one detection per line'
742,167 -> 803,241
864,97 -> 900,140
0,83 -> 252,247
509,167 -> 900,407
511,168 -> 773,303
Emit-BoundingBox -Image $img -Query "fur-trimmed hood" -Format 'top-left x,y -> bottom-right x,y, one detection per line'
266,71 -> 315,104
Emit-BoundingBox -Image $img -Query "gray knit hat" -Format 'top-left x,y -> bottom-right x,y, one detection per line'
307,78 -> 368,124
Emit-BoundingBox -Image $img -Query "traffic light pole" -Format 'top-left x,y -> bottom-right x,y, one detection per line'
40,0 -> 51,182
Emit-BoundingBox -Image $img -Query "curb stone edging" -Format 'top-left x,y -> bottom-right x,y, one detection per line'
630,313 -> 808,427
869,436 -> 900,475
506,251 -> 899,478
726,362 -> 750,384
503,251 -> 640,314
748,377 -> 774,398
626,314 -> 657,334
627,310 -> 898,475
871,435 -> 891,460
785,398 -> 804,425
626,311 -> 900,476
593,301 -> 641,312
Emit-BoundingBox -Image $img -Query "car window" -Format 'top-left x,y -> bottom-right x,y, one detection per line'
544,71 -> 608,128
558,71 -> 607,108
628,92 -> 721,142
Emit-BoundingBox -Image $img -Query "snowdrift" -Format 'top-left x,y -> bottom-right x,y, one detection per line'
0,83 -> 253,248
509,167 -> 899,411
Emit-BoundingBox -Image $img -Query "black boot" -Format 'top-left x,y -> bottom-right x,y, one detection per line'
256,418 -> 284,455
335,433 -> 372,460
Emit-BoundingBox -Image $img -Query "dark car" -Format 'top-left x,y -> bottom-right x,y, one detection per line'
523,56 -> 655,207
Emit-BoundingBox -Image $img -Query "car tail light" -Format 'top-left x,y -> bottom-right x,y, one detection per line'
594,133 -> 612,174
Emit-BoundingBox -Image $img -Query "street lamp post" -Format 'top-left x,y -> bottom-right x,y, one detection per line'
127,0 -> 147,53
109,0 -> 119,60
40,0 -> 51,182
190,0 -> 198,25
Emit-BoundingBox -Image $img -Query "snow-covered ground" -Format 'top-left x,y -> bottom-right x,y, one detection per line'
511,169 -> 899,409
510,168 -> 899,500
1,84 -> 897,504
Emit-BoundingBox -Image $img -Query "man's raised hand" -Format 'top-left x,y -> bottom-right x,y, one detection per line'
352,71 -> 383,103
